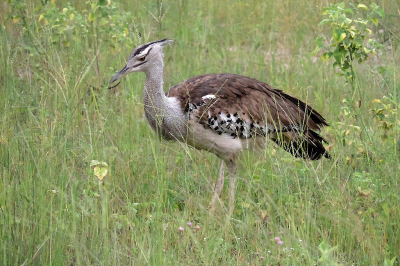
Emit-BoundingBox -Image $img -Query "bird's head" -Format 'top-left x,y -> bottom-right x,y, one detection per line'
110,39 -> 173,84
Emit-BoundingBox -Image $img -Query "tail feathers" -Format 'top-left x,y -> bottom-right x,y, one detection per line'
273,130 -> 330,160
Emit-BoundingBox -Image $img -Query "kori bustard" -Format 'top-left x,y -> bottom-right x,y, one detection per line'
110,39 -> 330,213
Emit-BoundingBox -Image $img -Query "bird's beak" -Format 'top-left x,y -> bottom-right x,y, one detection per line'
110,65 -> 129,84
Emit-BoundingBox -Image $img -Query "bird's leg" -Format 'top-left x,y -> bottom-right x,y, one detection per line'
226,155 -> 237,216
210,161 -> 225,212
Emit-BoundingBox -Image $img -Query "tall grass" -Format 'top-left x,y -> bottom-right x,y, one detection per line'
1,0 -> 399,265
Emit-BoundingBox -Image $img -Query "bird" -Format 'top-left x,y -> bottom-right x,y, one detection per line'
110,39 -> 330,213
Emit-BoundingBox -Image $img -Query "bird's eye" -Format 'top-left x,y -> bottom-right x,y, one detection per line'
137,56 -> 146,61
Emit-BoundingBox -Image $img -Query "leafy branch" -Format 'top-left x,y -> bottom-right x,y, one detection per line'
314,2 -> 385,100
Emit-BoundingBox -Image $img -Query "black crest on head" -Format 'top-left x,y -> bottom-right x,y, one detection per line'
130,39 -> 169,58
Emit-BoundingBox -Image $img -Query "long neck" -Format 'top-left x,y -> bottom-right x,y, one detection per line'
143,62 -> 167,131
142,59 -> 186,140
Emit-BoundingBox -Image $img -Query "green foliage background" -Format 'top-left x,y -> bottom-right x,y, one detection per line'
0,0 -> 399,265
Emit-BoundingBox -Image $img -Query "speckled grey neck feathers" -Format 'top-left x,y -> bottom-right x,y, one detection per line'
142,52 -> 186,140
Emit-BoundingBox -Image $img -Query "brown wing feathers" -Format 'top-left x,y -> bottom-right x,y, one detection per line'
168,73 -> 330,160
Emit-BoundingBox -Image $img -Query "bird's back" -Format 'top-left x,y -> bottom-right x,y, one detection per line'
167,73 -> 330,160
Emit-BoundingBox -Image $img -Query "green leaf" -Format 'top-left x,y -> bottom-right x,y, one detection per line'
343,17 -> 352,25
321,52 -> 331,62
99,17 -> 109,26
333,46 -> 346,65
333,29 -> 346,42
343,38 -> 351,48
338,32 -> 346,42
94,165 -> 108,180
344,8 -> 353,14
342,60 -> 350,69
91,160 -> 109,180
354,38 -> 363,48
315,37 -> 324,46
370,3 -> 378,9
375,8 -> 385,18
313,37 -> 325,54
88,12 -> 99,22
319,19 -> 331,26
384,257 -> 397,266
371,17 -> 378,26
357,4 -> 369,10
98,0 -> 106,5
333,53 -> 344,65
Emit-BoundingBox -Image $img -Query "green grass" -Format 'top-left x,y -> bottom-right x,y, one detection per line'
1,0 -> 399,265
